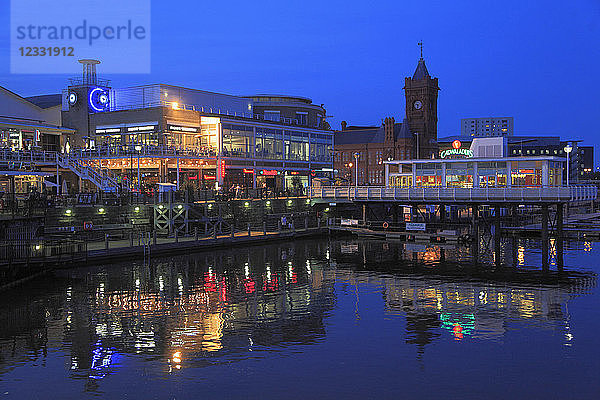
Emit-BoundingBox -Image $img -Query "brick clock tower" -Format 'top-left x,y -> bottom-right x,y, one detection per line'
404,45 -> 439,159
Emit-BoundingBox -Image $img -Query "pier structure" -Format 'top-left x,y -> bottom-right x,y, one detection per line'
310,155 -> 598,269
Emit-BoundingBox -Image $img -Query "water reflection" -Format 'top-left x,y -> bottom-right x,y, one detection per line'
0,238 -> 596,394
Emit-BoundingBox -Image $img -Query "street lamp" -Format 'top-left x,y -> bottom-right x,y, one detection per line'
346,162 -> 353,184
564,144 -> 573,186
353,152 -> 360,186
135,144 -> 142,192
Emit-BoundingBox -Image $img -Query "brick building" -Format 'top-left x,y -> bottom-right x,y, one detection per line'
334,51 -> 440,185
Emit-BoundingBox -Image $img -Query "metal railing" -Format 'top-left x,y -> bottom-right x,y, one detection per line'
0,148 -> 59,165
0,239 -> 87,266
109,100 -> 324,129
1,146 -> 333,167
309,185 -> 598,203
56,153 -> 119,192
73,144 -> 218,159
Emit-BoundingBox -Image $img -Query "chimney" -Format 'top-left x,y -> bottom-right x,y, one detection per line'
384,117 -> 395,142
341,121 -> 347,131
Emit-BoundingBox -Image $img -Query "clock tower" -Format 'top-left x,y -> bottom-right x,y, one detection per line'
404,45 -> 439,159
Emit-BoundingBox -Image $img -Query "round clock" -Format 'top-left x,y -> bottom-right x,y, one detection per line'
413,100 -> 423,110
68,92 -> 78,105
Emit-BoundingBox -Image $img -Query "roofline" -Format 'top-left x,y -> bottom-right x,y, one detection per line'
243,94 -> 313,103
384,156 -> 567,164
0,86 -> 44,111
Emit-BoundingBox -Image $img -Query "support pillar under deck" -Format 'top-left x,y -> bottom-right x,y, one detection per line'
541,204 -> 549,270
494,205 -> 501,266
471,204 -> 479,264
556,203 -> 564,270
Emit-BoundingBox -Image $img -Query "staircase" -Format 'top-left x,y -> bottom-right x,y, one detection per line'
57,154 -> 120,192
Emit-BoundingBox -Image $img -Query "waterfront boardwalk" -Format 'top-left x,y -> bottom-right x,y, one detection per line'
72,226 -> 324,264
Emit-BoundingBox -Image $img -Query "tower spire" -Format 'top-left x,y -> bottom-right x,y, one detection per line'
418,41 -> 423,59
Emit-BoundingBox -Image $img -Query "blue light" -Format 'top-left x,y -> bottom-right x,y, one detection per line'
89,87 -> 110,112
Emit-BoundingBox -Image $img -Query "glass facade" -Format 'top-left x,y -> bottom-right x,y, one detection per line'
446,162 -> 474,188
222,124 -> 254,158
477,161 -> 506,187
387,158 -> 564,189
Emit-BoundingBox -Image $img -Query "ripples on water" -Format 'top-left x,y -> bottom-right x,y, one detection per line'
0,238 -> 598,398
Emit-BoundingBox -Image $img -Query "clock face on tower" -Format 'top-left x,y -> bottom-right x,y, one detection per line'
413,100 -> 423,110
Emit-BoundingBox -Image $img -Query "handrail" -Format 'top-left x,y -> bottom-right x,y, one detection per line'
309,185 -> 598,203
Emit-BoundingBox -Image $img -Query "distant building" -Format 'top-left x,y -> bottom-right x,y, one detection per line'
334,118 -> 413,185
579,146 -> 594,177
461,117 -> 513,137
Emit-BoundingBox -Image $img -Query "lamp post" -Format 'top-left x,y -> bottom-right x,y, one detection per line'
346,162 -> 353,184
564,144 -> 573,186
415,132 -> 419,159
135,144 -> 142,192
353,152 -> 360,186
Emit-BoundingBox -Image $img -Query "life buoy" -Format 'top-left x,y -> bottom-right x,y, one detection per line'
383,222 -> 389,229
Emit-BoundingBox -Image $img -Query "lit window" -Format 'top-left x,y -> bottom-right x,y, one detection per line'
264,111 -> 280,122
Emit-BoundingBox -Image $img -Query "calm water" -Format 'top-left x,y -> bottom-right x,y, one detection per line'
0,237 -> 599,399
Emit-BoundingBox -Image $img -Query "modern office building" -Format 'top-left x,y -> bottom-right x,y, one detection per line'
334,52 -> 440,185
461,117 -> 514,137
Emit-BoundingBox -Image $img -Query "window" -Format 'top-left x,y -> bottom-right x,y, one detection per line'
295,112 -> 308,125
264,111 -> 280,122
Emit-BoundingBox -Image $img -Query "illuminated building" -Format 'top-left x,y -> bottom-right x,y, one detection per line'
334,49 -> 439,185
461,117 -> 514,137
1,60 -> 333,193
385,155 -> 565,188
58,61 -> 333,191
438,135 -> 593,184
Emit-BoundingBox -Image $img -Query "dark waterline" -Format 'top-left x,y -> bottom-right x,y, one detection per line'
0,238 -> 599,399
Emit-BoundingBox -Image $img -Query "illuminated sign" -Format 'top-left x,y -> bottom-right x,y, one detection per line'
168,125 -> 198,133
243,169 -> 254,174
127,125 -> 156,132
95,128 -> 121,134
259,170 -> 279,176
89,87 -> 110,112
219,160 -> 226,178
441,139 -> 473,158
440,148 -> 473,159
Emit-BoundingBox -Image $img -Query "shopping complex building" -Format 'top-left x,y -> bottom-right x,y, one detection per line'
0,60 -> 333,193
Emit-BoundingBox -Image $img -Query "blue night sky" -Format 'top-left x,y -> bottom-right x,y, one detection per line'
1,1 -> 599,161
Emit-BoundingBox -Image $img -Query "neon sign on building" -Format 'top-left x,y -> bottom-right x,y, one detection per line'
440,140 -> 473,159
